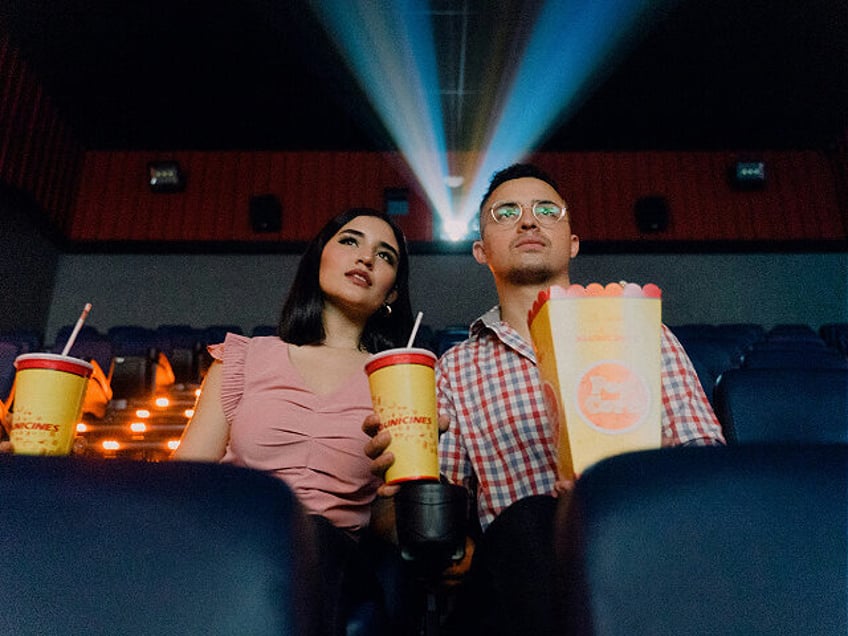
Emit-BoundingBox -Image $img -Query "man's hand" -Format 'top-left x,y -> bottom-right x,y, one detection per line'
554,479 -> 575,496
441,535 -> 475,586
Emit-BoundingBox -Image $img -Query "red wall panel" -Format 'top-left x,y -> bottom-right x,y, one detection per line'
69,150 -> 429,243
535,150 -> 846,244
0,33 -> 82,232
1,30 -> 845,248
69,148 -> 847,245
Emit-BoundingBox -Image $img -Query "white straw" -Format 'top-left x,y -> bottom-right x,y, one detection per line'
406,311 -> 423,348
61,303 -> 92,356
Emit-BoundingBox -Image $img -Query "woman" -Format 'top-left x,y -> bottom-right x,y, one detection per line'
174,207 -> 415,635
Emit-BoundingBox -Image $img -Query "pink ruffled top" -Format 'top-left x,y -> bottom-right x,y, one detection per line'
210,333 -> 380,534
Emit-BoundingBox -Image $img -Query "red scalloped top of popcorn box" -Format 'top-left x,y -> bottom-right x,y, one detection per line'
527,282 -> 662,325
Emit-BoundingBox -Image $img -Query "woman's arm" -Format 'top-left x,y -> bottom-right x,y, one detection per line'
171,361 -> 230,461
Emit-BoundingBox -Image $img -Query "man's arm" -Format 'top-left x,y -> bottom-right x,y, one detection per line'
659,326 -> 726,446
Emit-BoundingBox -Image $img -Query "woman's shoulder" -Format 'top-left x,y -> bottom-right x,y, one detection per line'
210,333 -> 287,362
241,336 -> 290,363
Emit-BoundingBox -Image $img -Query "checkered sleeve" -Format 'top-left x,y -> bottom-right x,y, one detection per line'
660,325 -> 726,446
436,352 -> 474,487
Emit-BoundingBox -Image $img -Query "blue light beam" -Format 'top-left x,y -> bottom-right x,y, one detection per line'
459,0 -> 671,229
308,0 -> 455,220
309,0 -> 675,240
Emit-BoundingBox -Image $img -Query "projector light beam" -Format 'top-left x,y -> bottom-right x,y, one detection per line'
308,0 -> 675,240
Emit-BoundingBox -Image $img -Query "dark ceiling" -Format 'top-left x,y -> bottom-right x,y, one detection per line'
3,0 -> 847,153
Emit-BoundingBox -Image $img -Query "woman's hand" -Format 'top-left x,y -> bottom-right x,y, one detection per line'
362,412 -> 400,497
363,412 -> 450,498
0,436 -> 88,455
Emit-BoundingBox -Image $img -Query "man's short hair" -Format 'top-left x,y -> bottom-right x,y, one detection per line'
478,163 -> 561,214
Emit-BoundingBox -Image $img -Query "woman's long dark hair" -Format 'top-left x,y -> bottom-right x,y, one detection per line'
278,208 -> 414,353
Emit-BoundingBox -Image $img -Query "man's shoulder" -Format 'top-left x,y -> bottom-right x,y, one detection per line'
437,334 -> 479,362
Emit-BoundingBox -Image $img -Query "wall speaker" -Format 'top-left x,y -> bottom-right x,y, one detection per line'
634,196 -> 670,233
147,161 -> 185,193
249,194 -> 282,233
729,161 -> 766,190
384,188 -> 409,216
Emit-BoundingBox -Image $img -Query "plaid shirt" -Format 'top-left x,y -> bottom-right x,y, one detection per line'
437,306 -> 725,531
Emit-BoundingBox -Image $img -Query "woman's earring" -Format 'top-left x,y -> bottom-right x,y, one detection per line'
383,303 -> 392,317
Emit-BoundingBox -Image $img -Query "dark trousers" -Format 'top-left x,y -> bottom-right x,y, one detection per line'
307,515 -> 418,636
307,514 -> 387,636
447,495 -> 560,636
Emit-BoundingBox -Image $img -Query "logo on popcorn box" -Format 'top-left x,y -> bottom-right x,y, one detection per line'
575,361 -> 651,433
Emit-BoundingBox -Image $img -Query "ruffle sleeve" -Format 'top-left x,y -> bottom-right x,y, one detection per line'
207,333 -> 249,423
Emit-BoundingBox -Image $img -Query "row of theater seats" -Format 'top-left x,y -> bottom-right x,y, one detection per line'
0,322 -> 468,408
0,323 -> 249,406
669,322 -> 848,446
4,322 -> 847,444
557,442 -> 848,634
431,321 -> 848,449
0,323 -> 469,460
1,443 -> 846,635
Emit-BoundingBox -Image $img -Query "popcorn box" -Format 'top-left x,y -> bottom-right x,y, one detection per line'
528,283 -> 663,479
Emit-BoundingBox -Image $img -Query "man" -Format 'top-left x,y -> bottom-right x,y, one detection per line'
365,163 -> 724,635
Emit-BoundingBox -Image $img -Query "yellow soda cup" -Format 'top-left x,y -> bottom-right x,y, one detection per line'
365,347 -> 439,484
10,353 -> 93,456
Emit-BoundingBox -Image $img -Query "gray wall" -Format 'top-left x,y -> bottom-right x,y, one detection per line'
44,250 -> 848,345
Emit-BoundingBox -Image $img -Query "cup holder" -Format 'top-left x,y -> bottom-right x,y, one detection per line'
395,481 -> 468,566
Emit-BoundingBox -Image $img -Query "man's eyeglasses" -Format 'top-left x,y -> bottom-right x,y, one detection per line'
489,200 -> 568,227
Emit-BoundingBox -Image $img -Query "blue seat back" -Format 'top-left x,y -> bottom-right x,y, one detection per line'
714,323 -> 766,347
435,327 -> 468,356
751,339 -> 829,352
820,323 -> 848,355
742,348 -> 848,369
251,325 -> 278,337
201,324 -> 245,346
107,325 -> 165,357
713,368 -> 848,444
767,323 -> 818,338
156,324 -> 204,351
558,445 -> 848,635
54,324 -> 103,349
52,337 -> 114,376
0,340 -> 20,402
0,456 -> 317,635
0,328 -> 42,353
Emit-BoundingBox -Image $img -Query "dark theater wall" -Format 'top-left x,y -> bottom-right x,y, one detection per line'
69,148 -> 848,245
0,32 -> 81,334
0,33 -> 83,236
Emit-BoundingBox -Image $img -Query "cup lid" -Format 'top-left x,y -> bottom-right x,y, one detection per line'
15,352 -> 94,377
365,347 -> 436,374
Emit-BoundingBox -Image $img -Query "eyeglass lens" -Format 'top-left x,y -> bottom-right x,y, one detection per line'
491,201 -> 565,225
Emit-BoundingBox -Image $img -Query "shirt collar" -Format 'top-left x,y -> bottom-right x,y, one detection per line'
470,305 -> 537,362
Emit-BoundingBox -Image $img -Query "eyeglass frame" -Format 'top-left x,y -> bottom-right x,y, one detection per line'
488,199 -> 569,227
